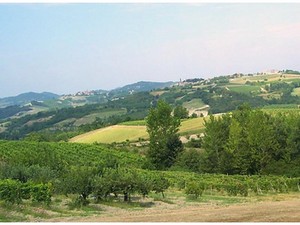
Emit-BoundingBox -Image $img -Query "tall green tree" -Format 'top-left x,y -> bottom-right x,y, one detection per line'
173,105 -> 189,119
146,100 -> 183,170
202,114 -> 231,173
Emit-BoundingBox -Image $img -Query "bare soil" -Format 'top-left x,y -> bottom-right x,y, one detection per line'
43,194 -> 300,222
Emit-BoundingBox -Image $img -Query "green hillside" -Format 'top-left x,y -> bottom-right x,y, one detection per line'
1,73 -> 300,141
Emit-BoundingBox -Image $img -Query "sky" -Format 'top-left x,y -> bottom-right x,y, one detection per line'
1,3 -> 300,97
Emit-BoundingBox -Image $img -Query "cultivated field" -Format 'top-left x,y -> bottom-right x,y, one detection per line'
70,117 -> 206,144
70,125 -> 148,143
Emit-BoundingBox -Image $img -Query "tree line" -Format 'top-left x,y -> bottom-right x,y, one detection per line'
202,104 -> 300,176
146,100 -> 300,177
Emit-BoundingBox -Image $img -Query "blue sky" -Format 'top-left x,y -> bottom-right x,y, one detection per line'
1,3 -> 300,97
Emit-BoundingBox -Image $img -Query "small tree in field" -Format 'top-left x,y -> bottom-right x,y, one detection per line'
146,100 -> 183,170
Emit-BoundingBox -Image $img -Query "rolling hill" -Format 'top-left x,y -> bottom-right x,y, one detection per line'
0,92 -> 59,108
1,71 -> 300,141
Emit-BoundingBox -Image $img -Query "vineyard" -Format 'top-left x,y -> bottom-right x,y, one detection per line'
0,140 -> 299,221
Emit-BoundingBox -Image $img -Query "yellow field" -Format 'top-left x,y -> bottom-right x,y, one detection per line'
179,117 -> 206,134
70,125 -> 148,144
70,117 -> 207,144
291,87 -> 300,96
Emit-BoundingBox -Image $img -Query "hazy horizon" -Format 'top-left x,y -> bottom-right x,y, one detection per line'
1,3 -> 300,98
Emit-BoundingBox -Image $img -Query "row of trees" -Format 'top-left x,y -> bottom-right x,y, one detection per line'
60,167 -> 170,205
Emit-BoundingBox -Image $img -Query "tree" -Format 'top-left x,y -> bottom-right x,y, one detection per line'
173,105 -> 189,119
146,100 -> 183,170
60,166 -> 97,206
202,114 -> 231,173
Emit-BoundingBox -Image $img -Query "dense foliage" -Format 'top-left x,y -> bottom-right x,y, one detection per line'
146,100 -> 183,170
0,105 -> 31,120
202,105 -> 300,176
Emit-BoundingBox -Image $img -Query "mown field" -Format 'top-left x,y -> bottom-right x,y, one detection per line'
70,117 -> 206,144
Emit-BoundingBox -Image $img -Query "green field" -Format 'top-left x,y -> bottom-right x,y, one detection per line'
73,108 -> 127,126
227,85 -> 261,95
120,120 -> 146,126
261,104 -> 300,114
179,117 -> 206,135
71,117 -> 206,144
182,99 -> 205,110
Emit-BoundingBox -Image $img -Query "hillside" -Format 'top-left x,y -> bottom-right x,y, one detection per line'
109,81 -> 175,96
1,72 -> 300,141
0,92 -> 59,108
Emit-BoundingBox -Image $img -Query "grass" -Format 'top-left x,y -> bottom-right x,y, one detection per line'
227,85 -> 261,95
71,117 -> 207,144
182,99 -> 206,110
179,117 -> 206,135
99,200 -> 148,209
73,108 -> 127,126
0,186 -> 298,222
261,104 -> 300,114
291,87 -> 300,96
120,120 -> 146,126
70,125 -> 148,144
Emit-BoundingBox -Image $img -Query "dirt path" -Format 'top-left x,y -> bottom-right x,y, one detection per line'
45,195 -> 300,222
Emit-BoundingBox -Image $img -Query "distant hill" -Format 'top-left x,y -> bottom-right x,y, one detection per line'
0,92 -> 59,108
2,73 -> 300,141
109,81 -> 175,96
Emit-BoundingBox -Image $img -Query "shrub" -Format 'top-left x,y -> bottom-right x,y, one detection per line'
185,181 -> 205,199
0,179 -> 22,204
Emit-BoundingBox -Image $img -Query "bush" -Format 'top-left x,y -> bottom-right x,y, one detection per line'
30,183 -> 52,205
173,149 -> 204,173
185,181 -> 205,199
0,179 -> 22,204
